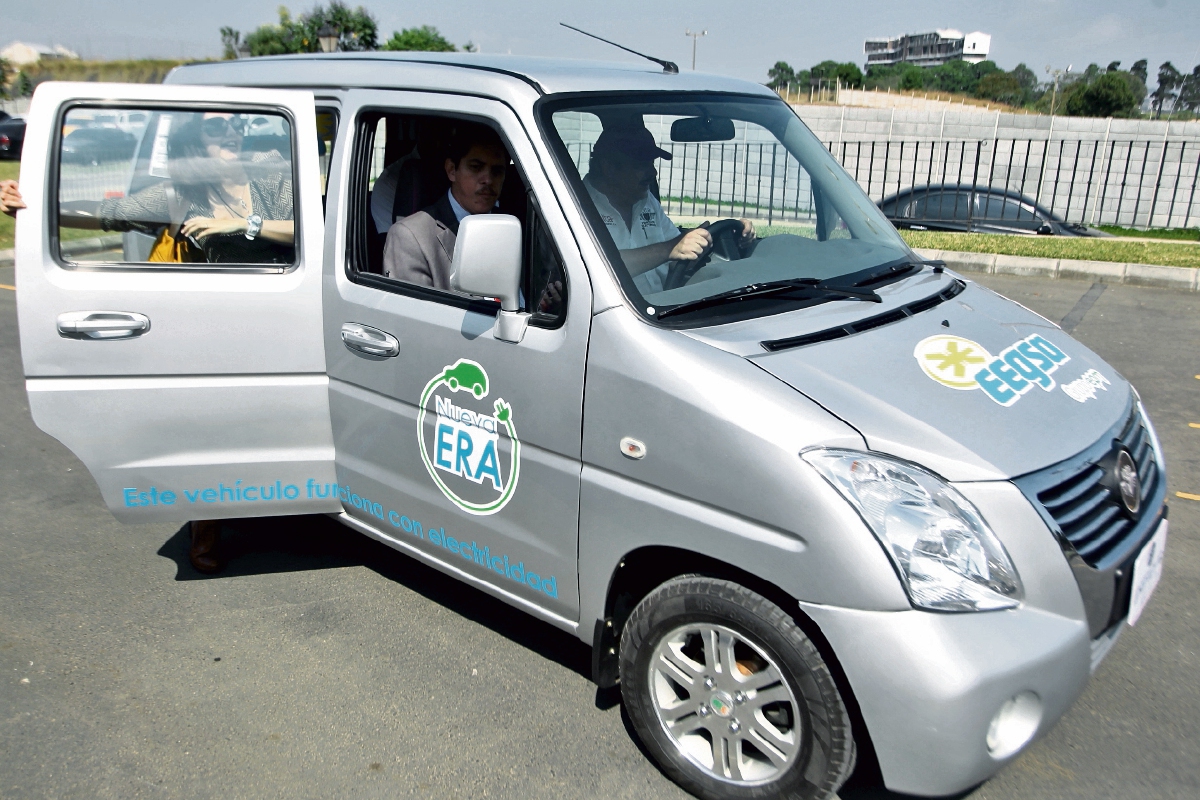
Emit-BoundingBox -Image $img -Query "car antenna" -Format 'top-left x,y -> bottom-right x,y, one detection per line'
560,23 -> 679,74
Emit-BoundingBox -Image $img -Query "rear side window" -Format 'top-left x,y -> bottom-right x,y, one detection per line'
56,105 -> 297,269
976,194 -> 1038,222
909,191 -> 971,221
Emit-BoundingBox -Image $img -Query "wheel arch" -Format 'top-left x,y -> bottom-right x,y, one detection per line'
590,544 -> 884,787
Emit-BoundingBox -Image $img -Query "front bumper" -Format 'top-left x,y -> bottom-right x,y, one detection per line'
800,601 -> 1090,797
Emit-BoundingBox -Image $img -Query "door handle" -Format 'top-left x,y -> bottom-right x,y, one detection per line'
341,322 -> 399,358
57,311 -> 151,340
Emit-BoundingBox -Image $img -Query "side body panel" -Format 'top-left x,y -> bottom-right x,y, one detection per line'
577,305 -> 910,641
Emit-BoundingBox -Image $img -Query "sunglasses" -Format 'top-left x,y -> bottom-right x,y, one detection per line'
201,116 -> 248,138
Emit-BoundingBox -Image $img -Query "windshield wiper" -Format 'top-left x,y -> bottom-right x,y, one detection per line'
853,261 -> 919,287
656,279 -> 881,320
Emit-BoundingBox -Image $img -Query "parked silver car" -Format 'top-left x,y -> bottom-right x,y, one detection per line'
14,55 -> 1166,800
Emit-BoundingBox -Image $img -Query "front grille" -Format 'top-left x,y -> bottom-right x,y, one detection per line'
1030,405 -> 1159,570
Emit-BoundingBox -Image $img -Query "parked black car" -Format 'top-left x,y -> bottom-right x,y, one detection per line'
0,115 -> 26,160
878,184 -> 1105,237
60,127 -> 138,165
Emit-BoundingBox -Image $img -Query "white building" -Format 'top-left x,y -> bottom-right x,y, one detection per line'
864,29 -> 991,69
1,42 -> 80,67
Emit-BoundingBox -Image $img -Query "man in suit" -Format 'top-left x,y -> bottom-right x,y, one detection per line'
383,123 -> 509,289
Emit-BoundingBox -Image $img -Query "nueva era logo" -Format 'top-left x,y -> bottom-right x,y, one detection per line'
418,359 -> 521,516
914,333 -> 1072,407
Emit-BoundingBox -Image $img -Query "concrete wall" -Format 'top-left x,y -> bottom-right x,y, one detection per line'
0,98 -> 31,117
789,107 -> 1200,228
793,104 -> 1200,145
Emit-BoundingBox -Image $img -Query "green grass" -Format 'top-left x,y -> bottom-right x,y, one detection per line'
0,160 -> 117,251
899,229 -> 1200,270
1095,224 -> 1200,242
0,160 -> 17,251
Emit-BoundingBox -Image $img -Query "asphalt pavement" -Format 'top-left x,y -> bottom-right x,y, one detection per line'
1,266 -> 1197,799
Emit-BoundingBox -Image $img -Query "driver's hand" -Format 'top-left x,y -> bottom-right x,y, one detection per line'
537,280 -> 563,312
669,227 -> 712,261
738,218 -> 757,244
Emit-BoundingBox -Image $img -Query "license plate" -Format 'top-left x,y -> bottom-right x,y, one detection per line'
1127,520 -> 1168,626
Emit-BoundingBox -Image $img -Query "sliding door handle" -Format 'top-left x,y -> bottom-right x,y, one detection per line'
341,322 -> 399,358
57,311 -> 150,340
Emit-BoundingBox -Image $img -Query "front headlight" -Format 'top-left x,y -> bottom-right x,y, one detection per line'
803,449 -> 1023,612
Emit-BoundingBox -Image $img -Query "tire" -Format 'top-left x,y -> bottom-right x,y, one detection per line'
620,577 -> 856,800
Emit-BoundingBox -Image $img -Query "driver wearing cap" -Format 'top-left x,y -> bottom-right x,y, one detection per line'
583,125 -> 754,294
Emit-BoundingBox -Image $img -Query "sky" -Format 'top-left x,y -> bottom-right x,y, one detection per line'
4,0 -> 1199,86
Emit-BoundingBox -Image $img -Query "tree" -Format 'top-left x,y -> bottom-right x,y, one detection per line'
1179,65 -> 1200,112
1079,63 -> 1102,85
305,2 -> 378,51
1130,59 -> 1148,86
220,27 -> 241,60
895,65 -> 922,90
0,57 -> 12,99
382,26 -> 456,52
15,71 -> 34,97
809,60 -> 862,88
1011,63 -> 1038,93
1151,61 -> 1182,116
237,3 -> 379,56
1064,72 -> 1138,117
976,72 -> 1024,105
922,59 -> 997,94
766,61 -> 796,90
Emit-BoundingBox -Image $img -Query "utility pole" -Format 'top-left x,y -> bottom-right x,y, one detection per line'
1045,64 -> 1072,116
685,29 -> 707,70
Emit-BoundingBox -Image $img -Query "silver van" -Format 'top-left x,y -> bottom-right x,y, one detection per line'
13,54 -> 1167,800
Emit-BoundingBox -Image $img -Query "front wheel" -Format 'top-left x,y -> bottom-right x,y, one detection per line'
620,577 -> 855,800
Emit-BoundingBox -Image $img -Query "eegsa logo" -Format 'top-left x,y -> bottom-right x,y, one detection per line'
418,359 -> 520,515
914,333 -> 1071,407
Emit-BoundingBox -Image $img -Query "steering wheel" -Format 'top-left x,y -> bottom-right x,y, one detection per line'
663,218 -> 747,290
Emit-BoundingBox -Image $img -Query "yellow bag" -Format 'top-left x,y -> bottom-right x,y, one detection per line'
146,226 -> 193,263
146,185 -> 198,263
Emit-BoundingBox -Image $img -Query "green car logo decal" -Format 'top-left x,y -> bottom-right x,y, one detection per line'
418,359 -> 520,515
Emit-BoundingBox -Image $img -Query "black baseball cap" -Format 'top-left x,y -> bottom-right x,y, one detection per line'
592,126 -> 672,162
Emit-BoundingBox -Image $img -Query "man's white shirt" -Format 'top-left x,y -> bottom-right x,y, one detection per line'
584,175 -> 679,294
446,188 -> 471,223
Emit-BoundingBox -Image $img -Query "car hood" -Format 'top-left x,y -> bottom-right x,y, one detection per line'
743,279 -> 1130,482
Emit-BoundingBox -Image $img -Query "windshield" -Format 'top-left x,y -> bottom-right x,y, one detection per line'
540,94 -> 916,324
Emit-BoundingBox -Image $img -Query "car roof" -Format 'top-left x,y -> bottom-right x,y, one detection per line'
166,52 -> 775,101
881,183 -> 1041,206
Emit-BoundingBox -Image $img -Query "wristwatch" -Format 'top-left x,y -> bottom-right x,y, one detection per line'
244,214 -> 263,241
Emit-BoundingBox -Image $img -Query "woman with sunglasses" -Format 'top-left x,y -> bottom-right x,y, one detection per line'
4,112 -> 295,266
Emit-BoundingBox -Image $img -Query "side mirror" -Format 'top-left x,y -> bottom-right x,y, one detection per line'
450,214 -> 529,343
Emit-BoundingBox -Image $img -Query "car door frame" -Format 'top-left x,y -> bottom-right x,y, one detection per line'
15,81 -> 340,523
320,88 -> 594,633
